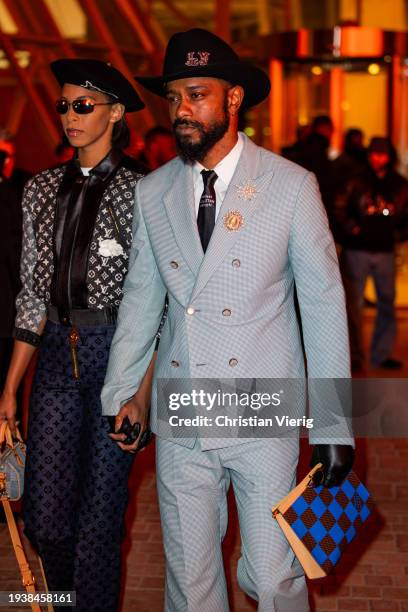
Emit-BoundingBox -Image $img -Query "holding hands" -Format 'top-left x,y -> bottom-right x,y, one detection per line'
108,353 -> 156,453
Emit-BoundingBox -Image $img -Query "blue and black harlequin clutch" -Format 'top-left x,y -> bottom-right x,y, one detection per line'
272,463 -> 374,578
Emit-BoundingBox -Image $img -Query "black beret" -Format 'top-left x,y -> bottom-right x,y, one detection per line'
50,59 -> 144,112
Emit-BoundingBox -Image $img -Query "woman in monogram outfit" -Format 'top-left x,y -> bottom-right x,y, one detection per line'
0,59 -> 152,611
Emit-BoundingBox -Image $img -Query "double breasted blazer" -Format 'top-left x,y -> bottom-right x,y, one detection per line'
102,134 -> 352,449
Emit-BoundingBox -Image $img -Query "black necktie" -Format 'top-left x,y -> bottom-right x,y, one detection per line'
197,169 -> 217,252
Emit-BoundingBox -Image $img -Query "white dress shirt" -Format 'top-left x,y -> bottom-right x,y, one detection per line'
192,132 -> 244,220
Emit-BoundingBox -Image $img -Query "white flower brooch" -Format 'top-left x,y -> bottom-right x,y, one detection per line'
98,238 -> 124,258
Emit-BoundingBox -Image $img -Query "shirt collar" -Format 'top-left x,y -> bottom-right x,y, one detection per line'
193,132 -> 244,189
70,148 -> 124,182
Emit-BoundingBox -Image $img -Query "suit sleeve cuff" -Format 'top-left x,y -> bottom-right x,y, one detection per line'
309,438 -> 355,448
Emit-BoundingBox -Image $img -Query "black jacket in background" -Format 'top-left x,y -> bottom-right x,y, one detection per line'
334,168 -> 408,252
0,170 -> 30,337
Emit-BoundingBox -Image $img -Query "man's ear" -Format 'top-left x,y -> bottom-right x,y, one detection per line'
110,102 -> 125,123
227,85 -> 244,116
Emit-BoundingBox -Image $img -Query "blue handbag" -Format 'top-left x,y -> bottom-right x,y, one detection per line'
272,463 -> 374,578
0,422 -> 43,611
0,421 -> 25,501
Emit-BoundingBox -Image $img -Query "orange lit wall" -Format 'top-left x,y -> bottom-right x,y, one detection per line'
343,71 -> 388,143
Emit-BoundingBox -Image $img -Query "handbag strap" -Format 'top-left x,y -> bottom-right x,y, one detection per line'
38,556 -> 54,612
0,421 -> 13,447
1,495 -> 41,612
272,462 -> 324,516
0,422 -> 24,448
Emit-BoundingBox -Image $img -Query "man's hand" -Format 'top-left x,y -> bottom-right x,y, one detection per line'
311,444 -> 355,487
109,394 -> 149,453
0,391 -> 17,434
109,353 -> 157,453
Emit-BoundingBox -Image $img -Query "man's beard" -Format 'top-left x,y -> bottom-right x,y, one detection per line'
173,104 -> 230,163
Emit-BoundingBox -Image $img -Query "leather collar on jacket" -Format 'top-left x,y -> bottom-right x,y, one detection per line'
51,148 -> 125,323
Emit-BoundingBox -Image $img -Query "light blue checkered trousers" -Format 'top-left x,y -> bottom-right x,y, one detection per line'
156,436 -> 309,612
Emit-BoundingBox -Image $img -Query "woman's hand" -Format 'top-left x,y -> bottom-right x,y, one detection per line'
0,331 -> 46,436
109,352 -> 157,453
109,393 -> 150,453
0,391 -> 17,433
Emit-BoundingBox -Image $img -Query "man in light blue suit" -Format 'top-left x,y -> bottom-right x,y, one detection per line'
102,29 -> 354,612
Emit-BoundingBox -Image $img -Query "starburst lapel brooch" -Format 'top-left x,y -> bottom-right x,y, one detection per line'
236,180 -> 257,201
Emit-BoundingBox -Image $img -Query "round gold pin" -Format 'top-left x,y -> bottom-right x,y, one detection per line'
224,210 -> 244,231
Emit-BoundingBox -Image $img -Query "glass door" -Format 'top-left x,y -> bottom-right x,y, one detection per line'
268,57 -> 408,305
278,59 -> 388,154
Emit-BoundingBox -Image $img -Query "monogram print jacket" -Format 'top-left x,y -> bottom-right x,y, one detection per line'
14,149 -> 145,346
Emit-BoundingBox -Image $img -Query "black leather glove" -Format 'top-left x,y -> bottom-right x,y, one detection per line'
310,444 -> 355,487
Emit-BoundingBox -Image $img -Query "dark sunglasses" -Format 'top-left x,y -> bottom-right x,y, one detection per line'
55,98 -> 115,115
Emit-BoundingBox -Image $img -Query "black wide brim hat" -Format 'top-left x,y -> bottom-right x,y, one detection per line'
135,29 -> 271,109
50,59 -> 145,112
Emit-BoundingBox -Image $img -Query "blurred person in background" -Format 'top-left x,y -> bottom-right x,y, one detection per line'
342,128 -> 367,167
0,129 -> 16,180
331,129 -> 367,188
334,136 -> 408,371
0,129 -> 31,194
138,125 -> 176,171
281,123 -> 312,163
0,130 -> 30,389
331,128 -> 368,241
289,115 -> 335,220
310,114 -> 334,149
0,131 -> 30,523
0,59 -> 152,612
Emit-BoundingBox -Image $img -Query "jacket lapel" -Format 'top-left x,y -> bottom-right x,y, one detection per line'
191,135 -> 274,301
162,160 -> 203,277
